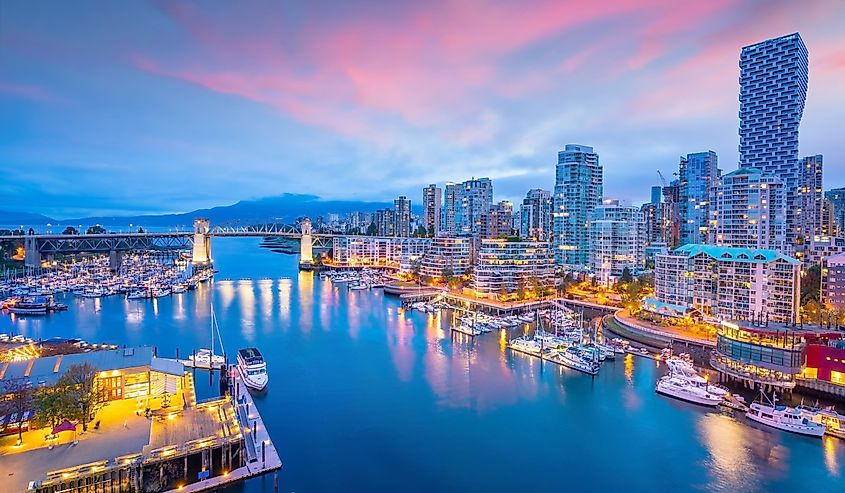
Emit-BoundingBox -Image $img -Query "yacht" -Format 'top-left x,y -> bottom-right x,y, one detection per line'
746,393 -> 825,437
798,404 -> 845,439
508,337 -> 544,356
655,374 -> 723,407
8,298 -> 48,315
550,347 -> 600,375
188,348 -> 226,369
237,347 -> 268,391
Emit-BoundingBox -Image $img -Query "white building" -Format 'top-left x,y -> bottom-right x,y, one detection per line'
331,236 -> 430,268
589,199 -> 641,285
519,189 -> 552,241
473,240 -> 555,299
709,168 -> 786,252
654,244 -> 800,323
419,237 -> 472,279
553,144 -> 602,268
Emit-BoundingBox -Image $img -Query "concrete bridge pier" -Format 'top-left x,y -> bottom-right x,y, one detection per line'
109,249 -> 124,272
299,218 -> 314,269
24,236 -> 41,268
192,218 -> 212,264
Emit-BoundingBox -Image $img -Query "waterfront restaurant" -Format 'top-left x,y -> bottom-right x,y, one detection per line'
710,320 -> 805,390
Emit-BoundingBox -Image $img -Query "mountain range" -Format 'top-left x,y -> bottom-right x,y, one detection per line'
0,194 -> 422,228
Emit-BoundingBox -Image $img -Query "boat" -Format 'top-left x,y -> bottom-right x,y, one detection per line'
508,337 -> 544,356
655,373 -> 723,407
798,403 -> 845,439
8,299 -> 48,315
237,347 -> 268,391
127,290 -> 149,300
188,348 -> 225,370
745,392 -> 826,437
550,346 -> 600,375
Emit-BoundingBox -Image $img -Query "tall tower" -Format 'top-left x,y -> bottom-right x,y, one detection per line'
455,177 -> 493,236
709,168 -> 786,251
739,33 -> 808,251
422,184 -> 442,235
393,196 -> 411,237
441,182 -> 458,235
679,151 -> 719,246
553,144 -> 602,268
519,189 -> 552,241
797,154 -> 823,252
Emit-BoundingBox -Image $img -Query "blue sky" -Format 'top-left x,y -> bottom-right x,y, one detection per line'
2,0 -> 844,218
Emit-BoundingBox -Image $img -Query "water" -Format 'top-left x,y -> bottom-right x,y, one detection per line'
2,238 -> 843,492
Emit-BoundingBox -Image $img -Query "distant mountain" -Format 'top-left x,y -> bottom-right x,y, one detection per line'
62,194 -> 419,228
0,209 -> 56,226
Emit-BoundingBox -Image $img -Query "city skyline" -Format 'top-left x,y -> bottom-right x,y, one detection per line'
2,1 -> 845,217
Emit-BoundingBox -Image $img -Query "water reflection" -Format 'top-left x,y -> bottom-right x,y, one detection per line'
825,436 -> 840,477
698,413 -> 763,492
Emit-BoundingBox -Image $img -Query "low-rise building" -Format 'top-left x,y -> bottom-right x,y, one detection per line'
473,239 -> 554,299
419,237 -> 472,280
823,253 -> 845,310
711,321 -> 804,390
331,236 -> 430,268
654,244 -> 800,323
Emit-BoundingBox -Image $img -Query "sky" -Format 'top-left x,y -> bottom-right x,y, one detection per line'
2,0 -> 845,218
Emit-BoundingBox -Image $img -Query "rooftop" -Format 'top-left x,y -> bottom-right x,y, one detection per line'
672,244 -> 800,265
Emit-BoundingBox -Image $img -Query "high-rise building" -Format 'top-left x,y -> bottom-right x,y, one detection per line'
374,208 -> 395,237
590,199 -> 641,285
455,177 -> 493,236
553,144 -> 602,268
821,198 -> 838,237
826,187 -> 845,235
422,184 -> 442,236
679,151 -> 719,246
709,168 -> 786,251
393,196 -> 411,237
482,200 -> 513,239
441,182 -> 459,235
519,189 -> 552,241
661,179 -> 681,249
650,186 -> 662,206
739,33 -> 808,250
796,154 -> 824,259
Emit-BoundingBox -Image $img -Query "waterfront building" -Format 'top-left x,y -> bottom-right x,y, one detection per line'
802,335 -> 845,393
553,144 -> 602,268
679,151 -> 719,246
441,182 -> 459,235
473,239 -> 554,299
519,189 -> 552,241
419,237 -> 472,279
331,236 -> 430,267
394,196 -> 412,238
654,244 -> 800,323
422,184 -> 442,235
711,321 -> 805,390
822,253 -> 845,309
455,177 -> 493,236
825,187 -> 845,236
709,168 -> 786,251
739,33 -> 809,251
590,199 -> 641,285
482,200 -> 513,239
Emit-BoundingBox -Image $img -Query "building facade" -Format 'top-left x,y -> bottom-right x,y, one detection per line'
590,199 -> 641,285
709,168 -> 786,251
519,188 -> 553,241
654,244 -> 800,323
825,187 -> 845,237
331,236 -> 430,267
822,253 -> 845,310
553,144 -> 602,268
419,237 -> 472,279
422,184 -> 442,235
679,151 -> 719,246
394,196 -> 411,237
739,33 -> 809,250
482,200 -> 513,239
473,240 -> 554,299
796,154 -> 824,260
441,182 -> 459,235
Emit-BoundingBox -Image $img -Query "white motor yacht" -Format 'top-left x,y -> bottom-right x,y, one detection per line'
237,347 -> 268,391
797,404 -> 845,439
508,337 -> 544,356
656,374 -> 723,407
550,346 -> 600,375
746,393 -> 825,437
187,348 -> 226,369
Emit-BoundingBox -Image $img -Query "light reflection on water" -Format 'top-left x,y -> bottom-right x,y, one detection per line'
1,238 -> 843,493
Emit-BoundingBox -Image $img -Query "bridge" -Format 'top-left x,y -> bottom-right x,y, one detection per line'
21,218 -> 326,269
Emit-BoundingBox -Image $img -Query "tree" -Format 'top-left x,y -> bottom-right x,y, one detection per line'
414,225 -> 427,237
441,267 -> 454,282
62,226 -> 78,235
366,221 -> 378,236
801,264 -> 821,304
427,225 -> 435,237
86,225 -> 106,235
32,386 -> 74,431
137,226 -> 145,233
57,363 -> 109,432
620,267 -> 634,283
1,379 -> 34,443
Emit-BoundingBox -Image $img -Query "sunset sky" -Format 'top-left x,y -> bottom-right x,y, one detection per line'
2,0 -> 845,217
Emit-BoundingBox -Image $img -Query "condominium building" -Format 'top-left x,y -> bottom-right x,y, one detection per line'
679,151 -> 719,246
553,144 -> 602,268
374,208 -> 395,237
661,179 -> 681,249
331,236 -> 430,267
739,33 -> 809,250
709,168 -> 786,251
482,200 -> 513,239
821,198 -> 838,237
795,154 -> 824,262
419,237 -> 472,279
590,199 -> 641,285
519,189 -> 553,241
441,182 -> 459,235
654,244 -> 800,323
825,187 -> 845,237
473,239 -> 554,299
455,177 -> 493,236
422,184 -> 442,235
394,195 -> 411,237
822,253 -> 845,309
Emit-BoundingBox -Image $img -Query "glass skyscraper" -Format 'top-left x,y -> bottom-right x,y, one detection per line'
739,33 -> 808,250
679,151 -> 719,247
553,144 -> 602,268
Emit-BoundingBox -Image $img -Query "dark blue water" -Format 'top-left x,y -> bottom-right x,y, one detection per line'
2,238 -> 843,492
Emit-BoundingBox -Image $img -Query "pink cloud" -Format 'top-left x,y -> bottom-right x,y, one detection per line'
0,82 -> 62,103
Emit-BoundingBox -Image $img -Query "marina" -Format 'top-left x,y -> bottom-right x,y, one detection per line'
1,238 -> 844,492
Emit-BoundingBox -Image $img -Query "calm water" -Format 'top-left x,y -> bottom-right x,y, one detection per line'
2,238 -> 843,492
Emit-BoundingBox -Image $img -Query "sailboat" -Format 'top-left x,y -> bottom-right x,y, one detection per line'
186,305 -> 226,370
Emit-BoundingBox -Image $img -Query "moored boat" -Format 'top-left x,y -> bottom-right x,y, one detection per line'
746,393 -> 826,437
237,347 -> 268,391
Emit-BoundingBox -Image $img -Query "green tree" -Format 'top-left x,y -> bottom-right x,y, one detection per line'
86,225 -> 106,235
1,379 -> 34,443
801,264 -> 821,304
62,226 -> 78,235
366,221 -> 378,236
32,386 -> 74,431
427,225 -> 435,237
620,267 -> 634,283
57,363 -> 109,431
414,225 -> 427,237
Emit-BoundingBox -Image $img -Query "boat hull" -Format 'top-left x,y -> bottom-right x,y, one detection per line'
745,412 -> 826,437
656,382 -> 722,407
